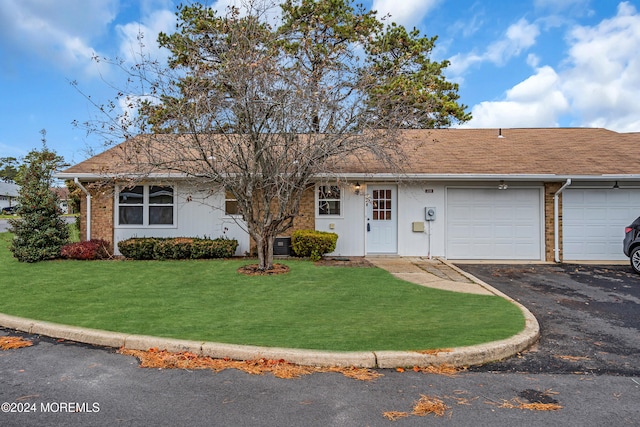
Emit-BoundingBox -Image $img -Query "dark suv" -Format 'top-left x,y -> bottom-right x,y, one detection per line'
623,216 -> 640,273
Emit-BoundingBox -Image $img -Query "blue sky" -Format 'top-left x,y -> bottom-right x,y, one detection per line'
1,0 -> 640,166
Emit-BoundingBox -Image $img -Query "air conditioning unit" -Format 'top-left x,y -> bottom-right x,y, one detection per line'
273,237 -> 292,256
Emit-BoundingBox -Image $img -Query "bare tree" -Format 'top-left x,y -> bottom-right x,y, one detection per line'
78,0 -> 469,270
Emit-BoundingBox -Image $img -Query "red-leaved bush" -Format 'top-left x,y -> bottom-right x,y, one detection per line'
60,240 -> 111,260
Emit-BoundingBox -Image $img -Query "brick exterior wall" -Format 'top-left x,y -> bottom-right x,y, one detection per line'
544,182 -> 563,262
78,183 -> 114,252
283,186 -> 316,236
248,186 -> 316,254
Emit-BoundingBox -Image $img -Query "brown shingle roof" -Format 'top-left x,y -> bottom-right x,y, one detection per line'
59,128 -> 640,179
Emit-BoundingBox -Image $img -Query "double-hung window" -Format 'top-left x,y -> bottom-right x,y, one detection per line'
118,185 -> 175,226
317,185 -> 341,216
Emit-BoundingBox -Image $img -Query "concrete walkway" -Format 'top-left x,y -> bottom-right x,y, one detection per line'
366,257 -> 497,295
0,257 -> 539,369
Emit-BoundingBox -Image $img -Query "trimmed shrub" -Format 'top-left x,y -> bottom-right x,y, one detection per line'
117,238 -> 157,260
117,237 -> 238,260
190,238 -> 238,259
60,240 -> 111,260
291,230 -> 338,261
154,238 -> 193,260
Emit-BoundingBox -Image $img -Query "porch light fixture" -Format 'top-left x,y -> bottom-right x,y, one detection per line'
354,182 -> 361,195
498,180 -> 508,190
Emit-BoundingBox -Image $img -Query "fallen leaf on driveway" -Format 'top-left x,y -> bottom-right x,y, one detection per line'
412,394 -> 450,417
382,411 -> 409,421
118,347 -> 383,381
0,336 -> 33,350
555,355 -> 590,362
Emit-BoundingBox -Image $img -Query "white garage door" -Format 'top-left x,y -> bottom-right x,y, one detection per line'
563,189 -> 640,260
446,188 -> 542,260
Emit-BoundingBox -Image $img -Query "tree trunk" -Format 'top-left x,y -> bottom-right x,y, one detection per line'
255,233 -> 275,271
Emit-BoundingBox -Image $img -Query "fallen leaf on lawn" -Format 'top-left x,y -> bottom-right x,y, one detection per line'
0,336 -> 33,350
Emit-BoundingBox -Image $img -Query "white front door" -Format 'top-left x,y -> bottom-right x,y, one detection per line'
366,185 -> 398,254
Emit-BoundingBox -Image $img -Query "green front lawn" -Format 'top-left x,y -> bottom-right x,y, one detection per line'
0,232 -> 525,351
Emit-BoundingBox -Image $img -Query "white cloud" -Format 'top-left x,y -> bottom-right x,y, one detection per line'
462,66 -> 569,128
526,53 -> 541,68
460,2 -> 640,133
0,0 -> 118,74
117,9 -> 176,65
534,0 -> 593,16
448,18 -> 540,75
560,1 -> 640,131
372,0 -> 440,28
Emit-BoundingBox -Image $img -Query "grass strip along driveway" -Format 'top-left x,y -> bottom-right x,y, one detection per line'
0,233 -> 524,352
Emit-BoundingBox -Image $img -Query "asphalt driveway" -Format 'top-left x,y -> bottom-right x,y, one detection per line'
457,263 -> 640,376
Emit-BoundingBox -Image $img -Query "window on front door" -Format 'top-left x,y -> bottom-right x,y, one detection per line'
371,189 -> 392,220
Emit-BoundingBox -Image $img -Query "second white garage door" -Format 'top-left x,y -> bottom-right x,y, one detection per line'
563,189 -> 640,260
446,188 -> 543,260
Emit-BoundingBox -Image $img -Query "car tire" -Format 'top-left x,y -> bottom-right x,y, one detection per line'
631,246 -> 640,274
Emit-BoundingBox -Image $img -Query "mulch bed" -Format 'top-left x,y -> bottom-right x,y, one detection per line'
237,263 -> 290,275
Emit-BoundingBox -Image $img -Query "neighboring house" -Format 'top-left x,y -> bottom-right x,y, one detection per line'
56,128 -> 640,262
51,187 -> 70,214
0,181 -> 19,211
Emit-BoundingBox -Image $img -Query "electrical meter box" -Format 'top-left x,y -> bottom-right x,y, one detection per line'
425,207 -> 436,221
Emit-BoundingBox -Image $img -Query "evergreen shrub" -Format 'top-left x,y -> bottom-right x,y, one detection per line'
291,230 -> 338,261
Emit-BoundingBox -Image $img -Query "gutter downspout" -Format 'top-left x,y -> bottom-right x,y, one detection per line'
554,179 -> 572,263
74,178 -> 91,241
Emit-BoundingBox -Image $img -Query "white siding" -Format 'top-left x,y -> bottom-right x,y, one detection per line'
316,185 -> 366,256
113,183 -> 249,256
318,182 -> 448,258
